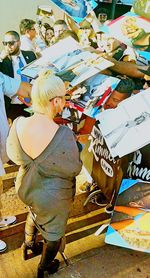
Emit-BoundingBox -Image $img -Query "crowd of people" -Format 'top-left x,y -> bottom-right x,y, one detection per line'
0,1 -> 150,277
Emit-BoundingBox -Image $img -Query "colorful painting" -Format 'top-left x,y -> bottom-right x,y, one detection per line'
69,74 -> 119,117
21,37 -> 80,79
50,0 -> 97,23
106,12 -> 150,58
105,179 -> 150,253
21,37 -> 113,81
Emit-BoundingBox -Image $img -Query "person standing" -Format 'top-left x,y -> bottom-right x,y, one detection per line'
19,19 -> 37,53
0,73 -> 31,252
7,71 -> 82,277
0,30 -> 36,120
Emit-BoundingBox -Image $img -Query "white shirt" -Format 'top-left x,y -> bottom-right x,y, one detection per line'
20,35 -> 36,52
0,73 -> 20,175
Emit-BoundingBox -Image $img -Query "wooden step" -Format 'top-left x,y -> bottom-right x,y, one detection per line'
4,163 -> 19,174
2,172 -> 17,193
0,193 -> 109,238
1,163 -> 109,252
0,208 -> 110,252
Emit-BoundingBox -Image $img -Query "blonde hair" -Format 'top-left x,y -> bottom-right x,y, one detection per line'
31,70 -> 66,114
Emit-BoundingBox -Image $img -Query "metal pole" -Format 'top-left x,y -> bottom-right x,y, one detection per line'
110,0 -> 117,19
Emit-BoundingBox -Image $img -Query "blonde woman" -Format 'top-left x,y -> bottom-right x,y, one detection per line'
6,71 -> 82,277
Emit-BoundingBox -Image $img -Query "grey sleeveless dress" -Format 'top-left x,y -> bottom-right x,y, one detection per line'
7,119 -> 82,241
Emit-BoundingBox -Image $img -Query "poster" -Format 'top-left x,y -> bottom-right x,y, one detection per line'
85,121 -> 123,201
105,179 -> 150,253
96,88 -> 150,158
117,0 -> 133,5
49,0 -> 97,23
127,144 -> 150,182
106,12 -> 150,59
69,74 -> 119,117
21,37 -> 113,82
21,37 -> 81,79
133,0 -> 150,20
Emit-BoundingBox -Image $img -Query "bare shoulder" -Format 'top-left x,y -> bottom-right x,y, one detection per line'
16,116 -> 30,128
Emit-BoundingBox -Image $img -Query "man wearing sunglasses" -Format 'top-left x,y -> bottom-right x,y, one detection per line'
0,30 -> 36,120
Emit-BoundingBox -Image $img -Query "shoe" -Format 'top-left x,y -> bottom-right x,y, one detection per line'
0,216 -> 16,228
37,259 -> 60,278
94,192 -> 108,207
105,204 -> 114,214
79,181 -> 99,193
7,160 -> 15,165
90,182 -> 101,193
22,241 -> 43,260
47,259 -> 60,274
79,182 -> 91,193
0,240 -> 7,253
89,192 -> 108,207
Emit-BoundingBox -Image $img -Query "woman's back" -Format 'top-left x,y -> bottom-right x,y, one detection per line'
16,114 -> 60,160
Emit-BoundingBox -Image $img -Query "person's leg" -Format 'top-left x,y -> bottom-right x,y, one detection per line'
24,212 -> 37,246
0,176 -> 7,253
0,176 -> 16,228
22,212 -> 43,260
37,239 -> 61,278
0,176 -> 3,221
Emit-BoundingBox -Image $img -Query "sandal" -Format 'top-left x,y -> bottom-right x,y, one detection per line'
0,216 -> 16,228
0,240 -> 7,253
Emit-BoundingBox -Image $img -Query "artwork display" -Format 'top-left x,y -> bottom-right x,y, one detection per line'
21,37 -> 114,83
86,121 -> 123,201
105,179 -> 150,253
21,37 -> 80,79
49,0 -> 97,23
117,0 -> 133,5
106,12 -> 150,58
96,88 -> 150,158
69,74 -> 119,117
133,0 -> 150,20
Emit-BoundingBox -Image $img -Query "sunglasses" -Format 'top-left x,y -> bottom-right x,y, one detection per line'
3,41 -> 18,46
50,94 -> 71,102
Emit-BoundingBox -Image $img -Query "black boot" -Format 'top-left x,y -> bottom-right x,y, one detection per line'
22,241 -> 43,260
37,239 -> 61,278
